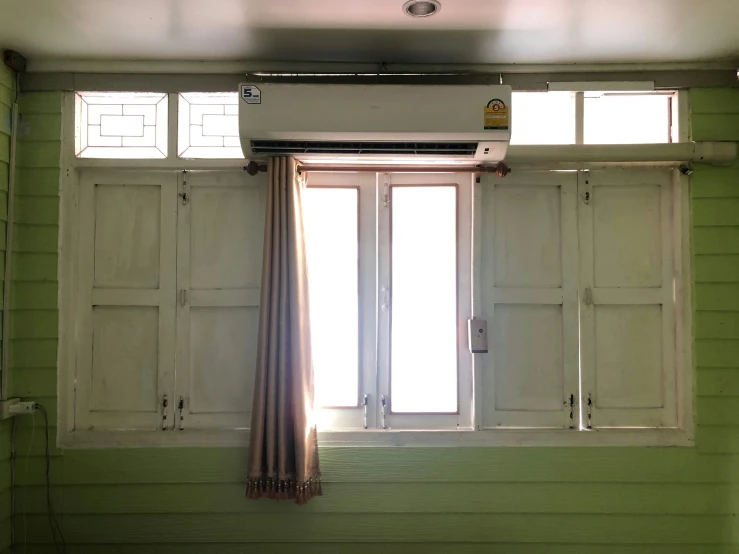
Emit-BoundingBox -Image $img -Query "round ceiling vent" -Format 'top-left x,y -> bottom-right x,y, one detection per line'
403,0 -> 441,17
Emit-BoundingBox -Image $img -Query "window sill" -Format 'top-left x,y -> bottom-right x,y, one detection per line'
58,427 -> 694,449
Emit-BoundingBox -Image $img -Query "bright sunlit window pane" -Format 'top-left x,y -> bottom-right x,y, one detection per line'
511,92 -> 576,145
304,187 -> 359,408
584,94 -> 671,144
75,92 -> 168,158
391,186 -> 457,413
178,93 -> 244,159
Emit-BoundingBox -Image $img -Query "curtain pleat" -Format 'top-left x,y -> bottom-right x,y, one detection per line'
246,156 -> 322,504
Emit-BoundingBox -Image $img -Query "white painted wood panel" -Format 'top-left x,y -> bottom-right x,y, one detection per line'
579,168 -> 677,429
493,305 -> 564,412
478,171 -> 579,429
593,185 -> 662,288
175,170 -> 265,429
76,171 -> 177,430
189,306 -> 259,418
594,305 -> 663,409
93,185 -> 161,289
494,185 -> 562,288
190,184 -> 264,290
90,306 -> 159,412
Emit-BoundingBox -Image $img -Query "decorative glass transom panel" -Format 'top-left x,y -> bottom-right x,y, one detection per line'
75,92 -> 168,159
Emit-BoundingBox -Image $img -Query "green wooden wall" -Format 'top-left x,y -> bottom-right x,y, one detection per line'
0,63 -> 15,554
5,88 -> 739,553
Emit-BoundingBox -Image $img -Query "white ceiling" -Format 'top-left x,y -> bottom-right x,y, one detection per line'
1,0 -> 738,66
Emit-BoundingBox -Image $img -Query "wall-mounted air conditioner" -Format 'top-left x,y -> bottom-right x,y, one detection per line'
239,83 -> 512,163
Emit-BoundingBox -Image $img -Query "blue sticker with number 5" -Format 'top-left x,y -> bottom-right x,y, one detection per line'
242,86 -> 261,104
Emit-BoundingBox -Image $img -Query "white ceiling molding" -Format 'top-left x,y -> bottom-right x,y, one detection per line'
20,69 -> 737,94
27,59 -> 738,75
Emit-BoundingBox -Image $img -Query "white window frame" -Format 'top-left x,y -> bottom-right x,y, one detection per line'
74,171 -> 178,431
174,170 -> 265,430
377,173 -> 474,431
475,170 -> 580,430
511,90 -> 682,146
306,173 -> 378,431
57,89 -> 694,449
578,169 -> 678,429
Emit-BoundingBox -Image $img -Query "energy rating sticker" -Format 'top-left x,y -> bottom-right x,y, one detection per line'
484,98 -> 509,130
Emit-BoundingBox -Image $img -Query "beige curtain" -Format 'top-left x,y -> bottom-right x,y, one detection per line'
246,156 -> 322,504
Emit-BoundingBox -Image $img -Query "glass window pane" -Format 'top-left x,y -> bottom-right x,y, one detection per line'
584,94 -> 671,144
178,92 -> 244,159
511,92 -> 576,145
391,186 -> 457,413
304,187 -> 359,408
75,92 -> 167,159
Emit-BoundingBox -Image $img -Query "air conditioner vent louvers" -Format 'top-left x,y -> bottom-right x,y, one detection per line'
250,140 -> 478,156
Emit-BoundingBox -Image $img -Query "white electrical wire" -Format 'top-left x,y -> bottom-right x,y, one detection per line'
22,411 -> 36,554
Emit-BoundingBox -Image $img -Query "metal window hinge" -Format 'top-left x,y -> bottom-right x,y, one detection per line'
161,394 -> 169,431
177,396 -> 185,430
362,393 -> 369,429
582,170 -> 591,204
568,393 -> 576,429
179,171 -> 189,205
180,289 -> 188,307
383,174 -> 390,208
381,395 -> 387,429
583,287 -> 593,306
586,393 -> 593,429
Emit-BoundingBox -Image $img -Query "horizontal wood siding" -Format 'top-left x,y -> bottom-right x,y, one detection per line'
6,89 -> 739,553
0,63 -> 12,554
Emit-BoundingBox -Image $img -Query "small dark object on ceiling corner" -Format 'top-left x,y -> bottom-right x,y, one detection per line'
3,49 -> 27,73
679,164 -> 693,176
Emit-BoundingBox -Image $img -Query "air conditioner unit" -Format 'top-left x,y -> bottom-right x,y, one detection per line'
239,83 -> 512,163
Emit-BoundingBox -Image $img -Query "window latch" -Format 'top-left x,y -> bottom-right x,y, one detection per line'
362,393 -> 369,430
381,395 -> 387,430
161,395 -> 169,431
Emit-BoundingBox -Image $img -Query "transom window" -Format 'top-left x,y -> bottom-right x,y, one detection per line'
74,92 -> 168,158
178,93 -> 242,159
73,90 -> 679,160
511,91 -> 676,145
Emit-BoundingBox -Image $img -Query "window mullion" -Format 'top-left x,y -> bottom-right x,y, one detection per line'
167,92 -> 178,159
472,179 -> 483,430
575,91 -> 585,145
577,170 -> 595,429
561,173 -> 582,429
358,176 -> 380,429
376,173 -> 392,429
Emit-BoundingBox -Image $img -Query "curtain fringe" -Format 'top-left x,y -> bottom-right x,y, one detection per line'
245,477 -> 323,505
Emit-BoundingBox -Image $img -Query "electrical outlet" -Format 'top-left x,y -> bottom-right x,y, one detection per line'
10,401 -> 37,414
1,398 -> 36,418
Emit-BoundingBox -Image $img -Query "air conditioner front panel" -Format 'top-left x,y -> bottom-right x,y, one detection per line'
239,83 -> 511,161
